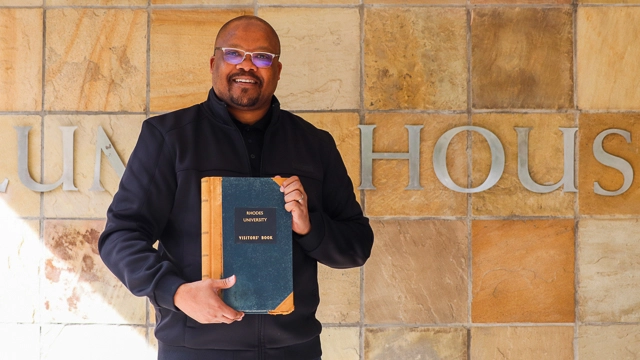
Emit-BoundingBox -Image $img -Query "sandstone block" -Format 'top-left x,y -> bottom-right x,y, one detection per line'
578,325 -> 640,359
150,9 -> 251,112
365,220 -> 468,324
472,8 -> 573,109
578,7 -> 640,109
42,115 -> 145,218
0,9 -> 42,111
0,116 -> 42,217
365,7 -> 467,110
578,113 -> 640,215
471,326 -> 574,360
42,220 -> 146,324
471,113 -> 576,216
41,325 -> 154,360
472,220 -> 575,323
363,113 -> 468,217
0,220 -> 40,323
260,8 -> 360,110
578,219 -> 640,322
321,327 -> 360,360
365,327 -> 467,360
45,9 -> 147,112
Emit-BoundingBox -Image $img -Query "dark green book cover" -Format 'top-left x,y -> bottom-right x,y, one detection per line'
201,177 -> 294,315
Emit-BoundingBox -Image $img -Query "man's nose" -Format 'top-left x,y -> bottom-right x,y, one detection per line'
236,53 -> 257,71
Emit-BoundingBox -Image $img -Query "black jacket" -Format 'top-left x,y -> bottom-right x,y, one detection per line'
98,89 -> 374,359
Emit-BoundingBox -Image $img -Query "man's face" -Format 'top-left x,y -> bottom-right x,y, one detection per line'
210,21 -> 282,113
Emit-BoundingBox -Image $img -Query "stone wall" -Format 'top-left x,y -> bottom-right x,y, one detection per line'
1,1 -> 639,359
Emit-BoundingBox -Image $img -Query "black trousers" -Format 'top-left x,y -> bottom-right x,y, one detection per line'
158,341 -> 321,360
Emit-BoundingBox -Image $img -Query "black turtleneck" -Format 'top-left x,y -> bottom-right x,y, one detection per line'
230,108 -> 272,177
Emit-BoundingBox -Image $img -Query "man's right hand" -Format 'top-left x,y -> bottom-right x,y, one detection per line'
173,275 -> 244,324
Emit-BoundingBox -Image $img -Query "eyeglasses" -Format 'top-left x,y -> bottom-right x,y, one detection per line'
215,47 -> 280,68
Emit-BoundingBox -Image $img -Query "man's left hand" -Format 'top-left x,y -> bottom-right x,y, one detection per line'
278,176 -> 311,235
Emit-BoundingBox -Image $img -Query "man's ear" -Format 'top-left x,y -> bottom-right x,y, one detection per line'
209,55 -> 215,74
276,61 -> 282,80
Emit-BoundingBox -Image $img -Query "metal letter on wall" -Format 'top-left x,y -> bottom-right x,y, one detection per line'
16,126 -> 78,192
593,129 -> 633,196
433,126 -> 505,193
358,125 -> 423,190
0,179 -> 7,193
516,127 -> 578,193
89,126 -> 126,192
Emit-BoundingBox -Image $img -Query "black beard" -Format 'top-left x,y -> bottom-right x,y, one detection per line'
229,87 -> 260,108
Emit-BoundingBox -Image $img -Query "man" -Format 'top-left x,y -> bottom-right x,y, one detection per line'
98,15 -> 374,360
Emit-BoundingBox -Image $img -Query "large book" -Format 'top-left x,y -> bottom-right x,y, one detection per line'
201,176 -> 294,315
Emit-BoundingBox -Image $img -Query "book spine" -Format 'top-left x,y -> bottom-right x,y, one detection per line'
201,178 -> 212,280
211,177 -> 223,281
201,177 -> 223,282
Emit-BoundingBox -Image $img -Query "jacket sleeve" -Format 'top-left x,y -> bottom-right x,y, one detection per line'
294,132 -> 374,269
98,120 -> 185,311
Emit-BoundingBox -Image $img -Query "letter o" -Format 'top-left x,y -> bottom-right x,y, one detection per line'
433,126 -> 505,193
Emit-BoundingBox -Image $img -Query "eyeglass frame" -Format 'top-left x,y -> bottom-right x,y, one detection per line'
214,47 -> 280,68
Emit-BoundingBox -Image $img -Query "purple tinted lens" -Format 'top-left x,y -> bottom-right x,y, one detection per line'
222,50 -> 245,64
251,53 -> 274,68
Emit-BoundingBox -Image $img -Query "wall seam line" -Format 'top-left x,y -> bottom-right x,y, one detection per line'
39,4 -> 47,360
359,2 -> 366,359
466,2 -> 474,359
145,0 -> 152,345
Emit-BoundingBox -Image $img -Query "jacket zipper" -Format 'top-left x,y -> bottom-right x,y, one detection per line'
259,105 -> 277,177
230,125 -> 253,176
230,107 -> 272,360
258,314 -> 265,360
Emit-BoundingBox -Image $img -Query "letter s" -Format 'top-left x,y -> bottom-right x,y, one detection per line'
593,129 -> 633,196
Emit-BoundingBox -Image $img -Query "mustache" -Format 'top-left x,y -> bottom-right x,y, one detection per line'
228,71 -> 262,86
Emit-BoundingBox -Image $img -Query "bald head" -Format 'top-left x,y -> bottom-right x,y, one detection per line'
209,14 -> 283,125
215,15 -> 281,55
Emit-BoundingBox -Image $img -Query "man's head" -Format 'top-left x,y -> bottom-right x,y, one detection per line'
210,16 -> 282,122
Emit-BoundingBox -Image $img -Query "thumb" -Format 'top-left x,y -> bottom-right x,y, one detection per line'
212,275 -> 237,290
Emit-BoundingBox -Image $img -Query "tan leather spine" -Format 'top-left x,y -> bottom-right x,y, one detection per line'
201,178 -> 211,280
210,177 -> 223,281
201,177 -> 223,282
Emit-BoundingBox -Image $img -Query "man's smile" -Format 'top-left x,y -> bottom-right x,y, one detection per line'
230,74 -> 261,86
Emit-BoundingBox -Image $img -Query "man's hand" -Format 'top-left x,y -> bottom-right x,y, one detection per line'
173,275 -> 244,324
278,176 -> 311,235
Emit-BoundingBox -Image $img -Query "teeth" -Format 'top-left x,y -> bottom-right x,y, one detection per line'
235,79 -> 256,83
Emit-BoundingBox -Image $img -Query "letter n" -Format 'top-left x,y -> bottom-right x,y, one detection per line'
358,125 -> 423,190
89,126 -> 126,192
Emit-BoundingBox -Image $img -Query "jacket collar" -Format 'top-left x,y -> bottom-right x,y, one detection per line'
204,87 -> 281,128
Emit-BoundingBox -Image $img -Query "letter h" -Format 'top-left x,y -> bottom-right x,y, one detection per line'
358,125 -> 423,190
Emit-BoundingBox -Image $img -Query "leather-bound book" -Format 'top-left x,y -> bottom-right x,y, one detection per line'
201,176 -> 294,315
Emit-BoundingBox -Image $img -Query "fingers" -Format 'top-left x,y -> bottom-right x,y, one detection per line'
208,276 -> 244,322
211,275 -> 236,290
280,176 -> 306,205
174,280 -> 244,324
201,302 -> 243,324
277,176 -> 311,235
217,307 -> 244,323
284,191 -> 305,205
